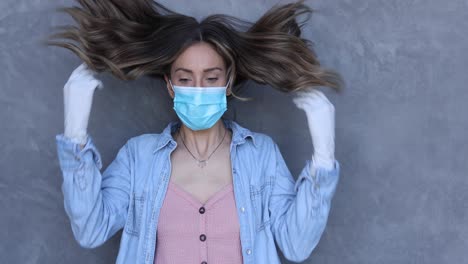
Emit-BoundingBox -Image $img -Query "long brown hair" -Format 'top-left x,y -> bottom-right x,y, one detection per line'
44,0 -> 344,99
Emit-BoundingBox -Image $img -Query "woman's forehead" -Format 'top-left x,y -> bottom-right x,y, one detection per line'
172,42 -> 226,73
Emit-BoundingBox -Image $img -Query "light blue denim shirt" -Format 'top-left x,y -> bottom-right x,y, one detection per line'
55,118 -> 340,264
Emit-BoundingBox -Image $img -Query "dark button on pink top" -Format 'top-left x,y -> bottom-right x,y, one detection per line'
154,180 -> 243,264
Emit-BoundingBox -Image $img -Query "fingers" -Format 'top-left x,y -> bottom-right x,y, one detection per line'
297,89 -> 328,104
74,62 -> 88,73
80,63 -> 99,77
70,63 -> 90,79
75,62 -> 97,75
293,88 -> 334,112
69,63 -> 97,79
66,63 -> 104,90
94,79 -> 104,90
293,88 -> 318,107
313,89 -> 334,110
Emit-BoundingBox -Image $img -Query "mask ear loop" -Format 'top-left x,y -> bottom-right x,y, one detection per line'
168,78 -> 177,100
168,78 -> 174,89
225,74 -> 233,96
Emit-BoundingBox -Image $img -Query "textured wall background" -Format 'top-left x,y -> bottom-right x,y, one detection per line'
1,0 -> 467,263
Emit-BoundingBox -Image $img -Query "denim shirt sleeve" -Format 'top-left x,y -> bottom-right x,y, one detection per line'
268,141 -> 340,262
55,133 -> 131,248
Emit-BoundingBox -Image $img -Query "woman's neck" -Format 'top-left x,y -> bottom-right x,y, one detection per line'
176,119 -> 229,158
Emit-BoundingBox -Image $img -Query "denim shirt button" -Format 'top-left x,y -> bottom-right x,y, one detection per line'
246,248 -> 252,255
240,207 -> 245,213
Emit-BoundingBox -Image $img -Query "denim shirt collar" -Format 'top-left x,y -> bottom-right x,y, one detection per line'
152,119 -> 257,154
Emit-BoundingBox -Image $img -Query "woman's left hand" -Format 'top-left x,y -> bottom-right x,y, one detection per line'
292,88 -> 336,171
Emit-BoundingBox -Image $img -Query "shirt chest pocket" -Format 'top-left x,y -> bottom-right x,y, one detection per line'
249,181 -> 272,232
125,191 -> 146,237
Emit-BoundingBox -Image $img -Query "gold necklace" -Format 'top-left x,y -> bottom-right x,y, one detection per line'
178,128 -> 227,168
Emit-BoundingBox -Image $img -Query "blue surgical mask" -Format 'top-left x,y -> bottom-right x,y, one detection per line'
169,79 -> 230,131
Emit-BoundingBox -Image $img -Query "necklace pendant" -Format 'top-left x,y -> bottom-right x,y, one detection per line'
197,160 -> 207,168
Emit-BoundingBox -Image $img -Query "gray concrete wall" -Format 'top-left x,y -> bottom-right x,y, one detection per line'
1,0 -> 467,263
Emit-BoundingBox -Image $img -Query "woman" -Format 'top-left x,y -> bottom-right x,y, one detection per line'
48,0 -> 343,263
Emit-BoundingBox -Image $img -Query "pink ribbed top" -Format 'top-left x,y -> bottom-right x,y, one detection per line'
154,180 -> 243,264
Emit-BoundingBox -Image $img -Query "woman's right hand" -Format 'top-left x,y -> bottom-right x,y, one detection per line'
63,63 -> 104,145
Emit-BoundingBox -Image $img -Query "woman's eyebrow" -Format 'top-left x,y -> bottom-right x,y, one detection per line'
174,67 -> 223,73
203,67 -> 223,72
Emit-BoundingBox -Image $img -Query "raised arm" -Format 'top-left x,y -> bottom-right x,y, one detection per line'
269,88 -> 340,262
55,63 -> 131,248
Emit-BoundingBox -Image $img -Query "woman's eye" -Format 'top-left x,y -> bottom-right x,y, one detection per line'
179,79 -> 189,82
207,78 -> 218,82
